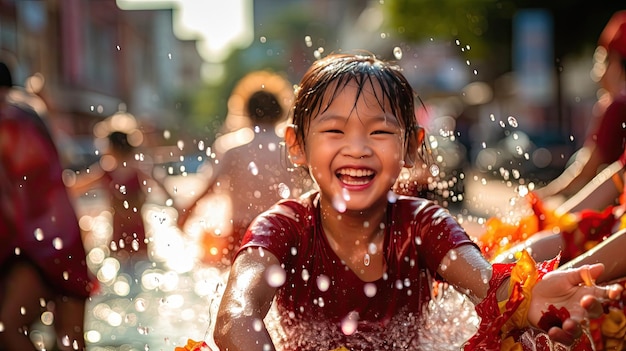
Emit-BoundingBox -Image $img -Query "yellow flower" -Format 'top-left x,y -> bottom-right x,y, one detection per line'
601,308 -> 626,350
499,250 -> 538,335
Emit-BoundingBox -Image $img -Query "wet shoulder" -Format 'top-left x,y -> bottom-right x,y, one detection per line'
260,191 -> 318,227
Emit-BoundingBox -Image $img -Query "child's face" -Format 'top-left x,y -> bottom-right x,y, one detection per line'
298,80 -> 407,212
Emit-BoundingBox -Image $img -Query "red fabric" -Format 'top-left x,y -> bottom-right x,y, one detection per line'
561,205 -> 618,263
237,191 -> 477,351
102,169 -> 147,256
462,256 -> 595,351
0,103 -> 94,298
591,95 -> 626,167
462,262 -> 516,350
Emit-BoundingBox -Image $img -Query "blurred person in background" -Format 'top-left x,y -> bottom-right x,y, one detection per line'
177,71 -> 312,266
0,60 -> 94,350
66,109 -> 170,282
534,11 -> 626,207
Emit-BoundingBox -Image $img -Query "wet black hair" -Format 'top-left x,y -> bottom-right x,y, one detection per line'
246,90 -> 284,124
291,53 -> 422,154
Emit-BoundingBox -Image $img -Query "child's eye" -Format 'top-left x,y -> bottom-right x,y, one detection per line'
323,129 -> 343,134
372,130 -> 395,135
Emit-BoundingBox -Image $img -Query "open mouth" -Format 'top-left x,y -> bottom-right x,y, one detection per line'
336,168 -> 375,186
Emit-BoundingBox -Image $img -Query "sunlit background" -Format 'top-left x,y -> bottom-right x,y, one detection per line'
1,0 -> 625,350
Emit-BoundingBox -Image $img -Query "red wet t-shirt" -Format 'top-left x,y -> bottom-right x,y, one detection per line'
237,191 -> 476,351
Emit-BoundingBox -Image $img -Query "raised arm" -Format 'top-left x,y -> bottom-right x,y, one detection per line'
213,248 -> 280,351
555,157 -> 624,215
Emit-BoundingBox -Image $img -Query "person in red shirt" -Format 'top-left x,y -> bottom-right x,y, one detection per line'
0,61 -> 94,350
534,11 -> 626,206
211,53 -> 623,351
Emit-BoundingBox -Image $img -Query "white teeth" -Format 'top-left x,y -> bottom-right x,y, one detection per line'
337,168 -> 374,177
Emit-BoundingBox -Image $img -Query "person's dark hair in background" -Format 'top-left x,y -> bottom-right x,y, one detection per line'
246,90 -> 284,124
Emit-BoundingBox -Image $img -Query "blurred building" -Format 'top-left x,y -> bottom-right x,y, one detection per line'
0,0 -> 203,142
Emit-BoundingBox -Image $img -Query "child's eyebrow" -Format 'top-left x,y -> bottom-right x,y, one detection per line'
315,112 -> 403,129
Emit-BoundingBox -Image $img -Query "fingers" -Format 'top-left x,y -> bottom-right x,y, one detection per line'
576,264 -> 605,286
580,294 -> 605,318
607,283 -> 625,300
547,319 -> 581,346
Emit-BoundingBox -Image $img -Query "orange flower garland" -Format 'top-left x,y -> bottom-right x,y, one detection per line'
174,339 -> 209,351
479,192 -> 577,261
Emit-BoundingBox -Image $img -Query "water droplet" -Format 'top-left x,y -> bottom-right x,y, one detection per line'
252,318 -> 264,332
265,264 -> 286,287
278,183 -> 291,199
132,239 -> 140,252
367,243 -> 377,255
332,194 -> 346,213
34,228 -> 44,241
364,283 -> 377,297
430,164 -> 440,177
41,311 -> 54,325
387,190 -> 399,203
448,249 -> 457,261
52,237 -> 63,250
304,35 -> 313,47
363,253 -> 371,267
135,298 -> 147,312
316,275 -> 330,292
248,161 -> 259,175
393,46 -> 403,60
341,311 -> 359,335
301,269 -> 310,282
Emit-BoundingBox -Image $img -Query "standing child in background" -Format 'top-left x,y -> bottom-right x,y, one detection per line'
178,71 -> 311,266
210,53 -> 623,351
0,61 -> 94,351
67,109 -> 169,279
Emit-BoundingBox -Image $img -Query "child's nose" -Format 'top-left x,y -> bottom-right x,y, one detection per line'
343,133 -> 373,159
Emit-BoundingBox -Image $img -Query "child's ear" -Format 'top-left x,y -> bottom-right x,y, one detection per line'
285,125 -> 306,166
403,126 -> 425,168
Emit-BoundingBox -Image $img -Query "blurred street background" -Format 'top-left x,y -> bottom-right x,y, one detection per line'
2,0 -> 626,350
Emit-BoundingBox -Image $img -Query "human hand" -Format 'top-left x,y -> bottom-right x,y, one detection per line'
528,263 -> 624,345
